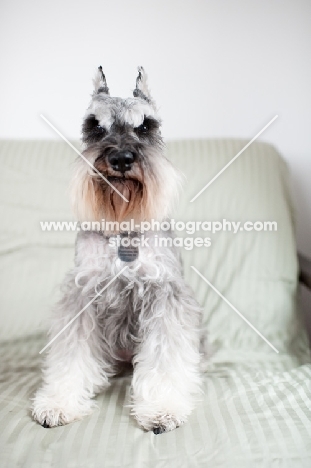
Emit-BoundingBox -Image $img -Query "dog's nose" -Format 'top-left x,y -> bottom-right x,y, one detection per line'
108,151 -> 136,173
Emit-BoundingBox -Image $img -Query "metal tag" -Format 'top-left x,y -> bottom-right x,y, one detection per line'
117,245 -> 139,262
117,232 -> 139,262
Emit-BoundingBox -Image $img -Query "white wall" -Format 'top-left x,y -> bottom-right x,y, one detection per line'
1,0 -> 310,255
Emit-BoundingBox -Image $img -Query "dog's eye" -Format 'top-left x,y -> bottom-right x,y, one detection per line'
135,121 -> 149,134
135,117 -> 159,136
82,115 -> 107,142
95,124 -> 105,133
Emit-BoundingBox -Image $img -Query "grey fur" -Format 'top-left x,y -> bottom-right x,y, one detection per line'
97,66 -> 109,95
32,67 -> 205,434
133,66 -> 152,103
61,229 -> 202,370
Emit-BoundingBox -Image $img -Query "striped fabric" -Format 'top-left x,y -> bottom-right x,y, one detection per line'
0,139 -> 310,466
0,335 -> 310,467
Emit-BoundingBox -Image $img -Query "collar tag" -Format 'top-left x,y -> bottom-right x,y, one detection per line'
117,232 -> 139,262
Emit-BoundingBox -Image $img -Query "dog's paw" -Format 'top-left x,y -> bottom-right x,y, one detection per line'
32,406 -> 77,427
32,394 -> 93,428
152,413 -> 185,434
135,412 -> 185,434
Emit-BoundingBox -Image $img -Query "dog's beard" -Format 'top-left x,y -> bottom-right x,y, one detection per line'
70,148 -> 182,226
99,177 -> 144,222
92,154 -> 145,223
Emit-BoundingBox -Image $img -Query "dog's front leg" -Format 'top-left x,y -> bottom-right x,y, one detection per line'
32,274 -> 111,428
131,291 -> 203,434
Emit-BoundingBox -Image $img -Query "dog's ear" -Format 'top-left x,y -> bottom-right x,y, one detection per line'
93,66 -> 109,95
133,66 -> 153,104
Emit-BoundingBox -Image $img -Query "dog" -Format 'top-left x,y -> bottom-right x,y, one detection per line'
32,67 -> 204,434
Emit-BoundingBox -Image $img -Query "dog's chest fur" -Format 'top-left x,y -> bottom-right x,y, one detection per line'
74,230 -> 182,361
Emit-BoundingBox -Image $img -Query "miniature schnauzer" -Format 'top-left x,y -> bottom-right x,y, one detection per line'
32,67 -> 204,434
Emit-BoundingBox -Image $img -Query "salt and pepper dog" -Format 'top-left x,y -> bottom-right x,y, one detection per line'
32,67 -> 204,434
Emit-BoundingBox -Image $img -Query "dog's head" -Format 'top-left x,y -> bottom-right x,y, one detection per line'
70,66 -> 181,225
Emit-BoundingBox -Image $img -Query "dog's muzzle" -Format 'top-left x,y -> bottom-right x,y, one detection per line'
108,151 -> 136,173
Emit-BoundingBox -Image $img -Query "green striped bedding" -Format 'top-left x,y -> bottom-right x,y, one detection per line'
0,139 -> 310,467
